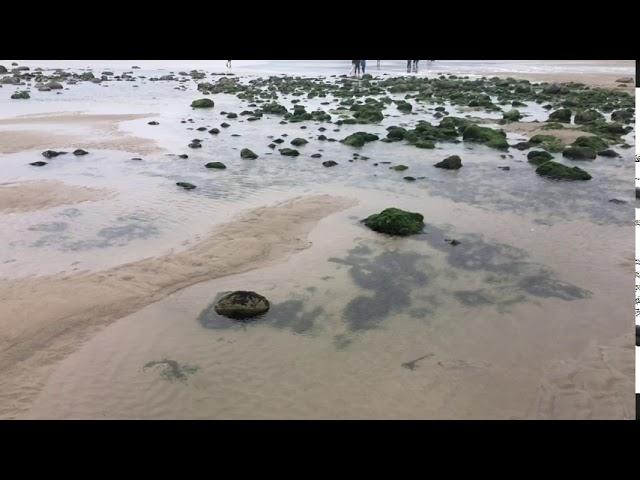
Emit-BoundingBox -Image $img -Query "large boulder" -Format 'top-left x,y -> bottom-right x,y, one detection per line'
527,150 -> 553,165
278,148 -> 299,156
240,148 -> 258,159
362,208 -> 425,236
340,132 -> 379,147
462,124 -> 508,150
191,98 -> 215,108
574,109 -> 604,124
214,291 -> 270,319
562,146 -> 596,160
434,155 -> 462,169
547,108 -> 572,123
535,161 -> 591,180
205,162 -> 226,169
290,138 -> 308,146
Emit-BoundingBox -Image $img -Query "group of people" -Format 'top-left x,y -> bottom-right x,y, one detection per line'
351,60 -> 435,77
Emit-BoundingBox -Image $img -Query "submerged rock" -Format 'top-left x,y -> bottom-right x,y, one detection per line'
205,162 -> 226,169
191,98 -> 215,108
527,150 -> 553,165
390,165 -> 408,171
322,160 -> 338,167
73,149 -> 89,156
434,155 -> 462,169
362,208 -> 425,236
214,291 -> 270,319
535,161 -> 591,180
240,148 -> 258,159
176,182 -> 197,190
562,146 -> 596,160
279,148 -> 299,156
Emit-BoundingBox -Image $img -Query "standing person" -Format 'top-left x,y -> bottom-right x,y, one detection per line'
377,60 -> 380,69
226,60 -> 231,69
407,60 -> 412,73
360,60 -> 367,75
351,60 -> 359,77
413,60 -> 419,73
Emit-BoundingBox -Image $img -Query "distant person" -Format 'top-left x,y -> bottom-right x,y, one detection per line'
377,60 -> 380,69
352,60 -> 361,77
413,60 -> 419,72
360,60 -> 367,75
226,60 -> 231,69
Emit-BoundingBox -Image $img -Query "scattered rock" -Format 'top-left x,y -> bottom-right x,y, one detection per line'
434,155 -> 462,169
148,121 -> 159,125
322,160 -> 338,167
73,149 -> 89,156
527,150 -> 553,165
562,146 -> 596,160
390,165 -> 408,171
597,149 -> 619,157
205,162 -> 226,169
279,148 -> 299,156
536,161 -> 591,180
191,98 -> 215,108
290,138 -> 308,146
42,150 -> 65,159
176,182 -> 197,190
240,148 -> 258,159
29,161 -> 47,167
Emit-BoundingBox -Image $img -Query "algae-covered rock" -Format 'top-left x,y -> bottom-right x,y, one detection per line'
240,148 -> 258,159
571,136 -> 608,151
502,109 -> 522,122
362,208 -> 425,236
11,91 -> 30,99
529,134 -> 563,152
597,149 -> 619,157
527,150 -> 553,165
434,155 -> 462,169
341,132 -> 379,147
260,102 -> 288,115
290,138 -> 308,146
205,161 -> 226,169
390,165 -> 408,171
191,98 -> 214,108
562,146 -> 596,160
462,124 -> 508,150
279,148 -> 300,156
536,161 -> 591,180
395,100 -> 413,113
214,291 -> 270,319
574,109 -> 604,124
386,126 -> 407,141
547,108 -> 572,123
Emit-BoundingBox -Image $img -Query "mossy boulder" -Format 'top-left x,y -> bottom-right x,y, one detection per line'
462,124 -> 508,150
562,146 -> 596,160
395,100 -> 413,113
529,134 -> 563,152
547,108 -> 572,123
205,162 -> 226,169
535,161 -> 591,180
574,109 -> 604,124
571,136 -> 608,151
386,126 -> 407,141
502,109 -> 522,122
214,291 -> 270,319
279,148 -> 299,156
611,109 -> 634,123
362,208 -> 425,236
527,150 -> 553,165
11,91 -> 30,99
261,102 -> 288,115
390,165 -> 409,171
290,138 -> 308,147
73,149 -> 89,156
191,98 -> 215,108
434,155 -> 462,169
341,132 -> 379,147
240,148 -> 258,159
597,149 -> 619,158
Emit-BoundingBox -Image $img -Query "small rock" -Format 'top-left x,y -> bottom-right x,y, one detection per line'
29,161 -> 47,167
322,160 -> 338,167
214,291 -> 270,319
176,182 -> 196,190
73,149 -> 89,156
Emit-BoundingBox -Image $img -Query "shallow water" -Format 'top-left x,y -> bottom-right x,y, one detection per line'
0,60 -> 635,418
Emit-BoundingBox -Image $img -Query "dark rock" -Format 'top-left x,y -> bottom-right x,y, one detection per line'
322,160 -> 338,167
73,149 -> 89,156
279,148 -> 299,156
462,124 -> 508,150
340,132 -> 379,147
191,98 -> 215,108
290,138 -> 308,146
42,150 -> 64,158
214,291 -> 270,319
10,91 -> 30,99
527,150 -> 553,165
434,155 -> 462,169
29,161 -> 47,166
221,122 -> 230,128
240,148 -> 258,159
390,165 -> 408,171
547,108 -> 572,123
188,142 -> 202,149
311,153 -> 322,158
205,162 -> 226,169
597,149 -> 619,157
209,128 -> 220,134
176,182 -> 197,190
535,161 -> 591,180
562,146 -> 596,160
608,199 -> 627,204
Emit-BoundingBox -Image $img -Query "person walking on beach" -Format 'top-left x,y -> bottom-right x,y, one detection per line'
412,60 -> 419,73
360,60 -> 367,75
351,60 -> 359,77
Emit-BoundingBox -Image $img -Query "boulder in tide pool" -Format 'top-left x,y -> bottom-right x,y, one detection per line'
434,155 -> 462,169
214,291 -> 270,319
191,98 -> 214,108
362,208 -> 424,236
535,161 -> 591,181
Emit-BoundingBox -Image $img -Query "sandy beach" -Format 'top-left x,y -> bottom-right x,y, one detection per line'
0,59 -> 634,419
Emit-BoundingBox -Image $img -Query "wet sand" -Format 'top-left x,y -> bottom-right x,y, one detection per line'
0,113 -> 162,155
0,195 -> 356,418
0,180 -> 112,213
